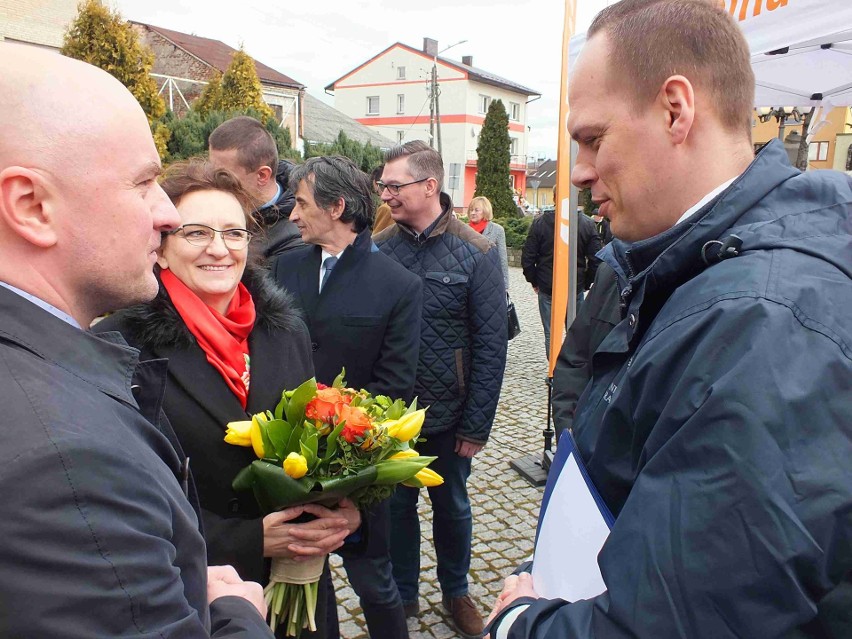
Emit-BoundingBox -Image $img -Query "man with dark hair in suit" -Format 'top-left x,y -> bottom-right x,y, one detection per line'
273,155 -> 422,639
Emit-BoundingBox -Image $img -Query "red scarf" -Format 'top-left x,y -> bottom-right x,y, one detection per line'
160,268 -> 256,409
469,219 -> 488,234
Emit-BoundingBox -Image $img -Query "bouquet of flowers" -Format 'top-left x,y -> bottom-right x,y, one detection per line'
224,370 -> 442,637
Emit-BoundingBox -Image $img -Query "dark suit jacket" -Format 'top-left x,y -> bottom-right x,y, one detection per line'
272,229 -> 423,402
0,286 -> 273,638
96,271 -> 315,585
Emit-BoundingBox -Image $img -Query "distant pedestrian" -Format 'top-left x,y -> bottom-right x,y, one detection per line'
467,196 -> 509,292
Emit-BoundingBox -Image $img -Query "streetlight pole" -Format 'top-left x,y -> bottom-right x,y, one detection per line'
431,39 -> 467,157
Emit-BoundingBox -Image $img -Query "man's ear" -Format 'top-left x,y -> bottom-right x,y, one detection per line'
424,177 -> 440,197
0,167 -> 59,248
329,196 -> 346,221
659,75 -> 695,145
256,165 -> 274,188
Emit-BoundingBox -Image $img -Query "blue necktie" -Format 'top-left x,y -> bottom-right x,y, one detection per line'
320,256 -> 338,292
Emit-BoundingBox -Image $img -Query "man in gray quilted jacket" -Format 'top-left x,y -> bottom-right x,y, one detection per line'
373,141 -> 508,639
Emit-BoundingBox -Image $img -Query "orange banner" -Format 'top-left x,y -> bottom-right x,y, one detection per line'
549,0 -> 578,376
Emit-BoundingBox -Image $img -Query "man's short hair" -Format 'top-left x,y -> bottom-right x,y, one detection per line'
384,140 -> 445,192
588,0 -> 754,136
208,116 -> 279,173
289,156 -> 375,233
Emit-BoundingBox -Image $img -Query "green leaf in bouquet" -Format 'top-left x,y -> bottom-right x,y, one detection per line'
274,391 -> 289,420
285,422 -> 305,456
264,418 -> 294,460
373,455 -> 437,485
254,413 -> 276,460
232,464 -> 255,492
286,378 -> 318,427
384,398 -> 406,421
374,395 -> 392,409
235,460 -> 379,511
300,429 -> 319,471
321,422 -> 346,463
332,368 -> 346,388
403,397 -> 419,415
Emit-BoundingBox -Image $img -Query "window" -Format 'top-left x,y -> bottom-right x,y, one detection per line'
510,102 -> 520,121
808,141 -> 829,162
397,66 -> 406,80
270,104 -> 283,122
366,96 -> 380,116
510,137 -> 518,155
397,94 -> 405,114
478,95 -> 491,114
397,130 -> 405,144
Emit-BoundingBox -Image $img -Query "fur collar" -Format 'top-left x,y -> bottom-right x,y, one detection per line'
115,266 -> 303,350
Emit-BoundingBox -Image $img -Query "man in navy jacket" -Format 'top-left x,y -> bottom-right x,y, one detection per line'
0,44 -> 272,638
273,156 -> 422,639
485,2 -> 852,638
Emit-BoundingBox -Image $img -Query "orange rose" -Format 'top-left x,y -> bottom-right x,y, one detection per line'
315,387 -> 351,405
339,404 -> 373,444
305,396 -> 338,424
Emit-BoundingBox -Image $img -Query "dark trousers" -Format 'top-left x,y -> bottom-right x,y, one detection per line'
337,500 -> 408,638
390,429 -> 473,603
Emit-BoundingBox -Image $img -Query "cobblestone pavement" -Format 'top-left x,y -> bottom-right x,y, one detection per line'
331,266 -> 553,638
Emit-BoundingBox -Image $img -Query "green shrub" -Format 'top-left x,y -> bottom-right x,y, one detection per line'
502,216 -> 533,249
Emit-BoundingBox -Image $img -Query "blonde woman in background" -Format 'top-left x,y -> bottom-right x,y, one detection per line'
467,196 -> 509,292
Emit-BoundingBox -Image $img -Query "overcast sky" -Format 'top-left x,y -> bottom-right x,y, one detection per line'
114,0 -> 570,160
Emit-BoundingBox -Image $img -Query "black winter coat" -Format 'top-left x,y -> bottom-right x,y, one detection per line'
0,287 -> 273,638
272,228 -> 423,401
96,269 -> 314,585
374,194 -> 508,443
491,139 -> 852,639
522,210 -> 602,294
551,262 -> 621,436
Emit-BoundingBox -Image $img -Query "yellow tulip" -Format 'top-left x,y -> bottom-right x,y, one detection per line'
390,449 -> 419,460
249,414 -> 265,458
385,409 -> 425,442
403,467 -> 444,488
283,452 -> 308,479
224,420 -> 252,447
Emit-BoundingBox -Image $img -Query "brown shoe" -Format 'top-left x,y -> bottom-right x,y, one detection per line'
442,594 -> 483,639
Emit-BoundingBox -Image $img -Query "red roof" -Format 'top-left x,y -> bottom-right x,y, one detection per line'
136,22 -> 304,89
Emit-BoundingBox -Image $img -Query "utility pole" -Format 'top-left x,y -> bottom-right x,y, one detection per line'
429,64 -> 436,148
435,75 -> 443,156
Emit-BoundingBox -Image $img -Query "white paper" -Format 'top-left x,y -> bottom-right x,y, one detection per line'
531,451 -> 610,601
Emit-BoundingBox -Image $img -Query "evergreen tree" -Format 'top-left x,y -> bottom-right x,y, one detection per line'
194,71 -> 223,116
218,48 -> 275,121
474,99 -> 517,218
304,132 -> 384,174
62,0 -> 165,124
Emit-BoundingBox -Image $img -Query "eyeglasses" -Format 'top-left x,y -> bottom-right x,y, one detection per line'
375,177 -> 429,195
169,224 -> 253,250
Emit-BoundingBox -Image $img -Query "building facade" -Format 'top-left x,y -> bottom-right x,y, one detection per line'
0,0 -> 77,50
752,106 -> 852,173
326,39 -> 539,210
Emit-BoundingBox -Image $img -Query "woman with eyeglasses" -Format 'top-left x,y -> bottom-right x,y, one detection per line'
467,196 -> 509,293
96,159 -> 358,638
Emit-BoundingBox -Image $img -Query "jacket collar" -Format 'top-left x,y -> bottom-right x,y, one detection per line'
603,139 -> 800,296
0,286 -> 140,408
395,192 -> 455,243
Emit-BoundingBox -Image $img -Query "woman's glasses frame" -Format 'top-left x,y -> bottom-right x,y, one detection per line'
168,224 -> 253,250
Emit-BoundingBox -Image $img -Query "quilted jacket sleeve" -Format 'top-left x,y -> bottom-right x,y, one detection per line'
457,247 -> 508,444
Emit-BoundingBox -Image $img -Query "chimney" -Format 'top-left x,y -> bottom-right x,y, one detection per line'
462,55 -> 473,67
423,37 -> 438,57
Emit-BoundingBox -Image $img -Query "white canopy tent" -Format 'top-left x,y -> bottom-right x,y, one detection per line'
568,0 -> 852,109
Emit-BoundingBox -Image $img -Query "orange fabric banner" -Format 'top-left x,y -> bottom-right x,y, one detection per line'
548,0 -> 579,376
